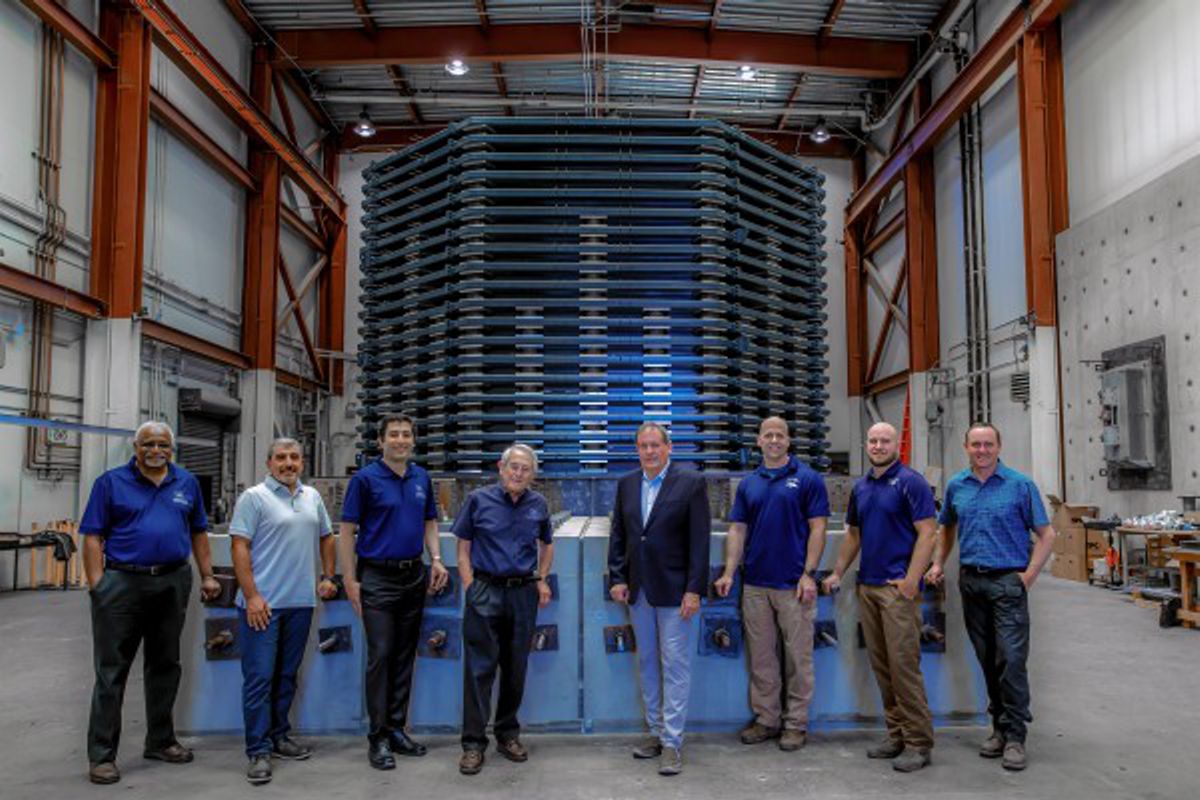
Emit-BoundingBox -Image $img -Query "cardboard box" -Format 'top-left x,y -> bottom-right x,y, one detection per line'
1051,552 -> 1089,582
1047,495 -> 1099,532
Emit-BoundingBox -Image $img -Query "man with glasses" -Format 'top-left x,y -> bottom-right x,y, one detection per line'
79,421 -> 221,784
453,444 -> 555,775
231,438 -> 338,784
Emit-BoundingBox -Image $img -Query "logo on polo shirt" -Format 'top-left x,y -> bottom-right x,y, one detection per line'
786,478 -> 800,490
889,478 -> 900,487
171,491 -> 192,508
415,488 -> 426,501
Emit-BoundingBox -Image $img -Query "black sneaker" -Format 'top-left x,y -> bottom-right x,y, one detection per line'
273,737 -> 312,760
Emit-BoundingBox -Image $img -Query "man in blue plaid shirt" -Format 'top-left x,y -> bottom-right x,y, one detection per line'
926,422 -> 1057,773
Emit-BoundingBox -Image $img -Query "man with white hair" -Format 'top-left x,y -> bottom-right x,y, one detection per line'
231,438 -> 337,785
452,443 -> 555,775
80,421 -> 221,785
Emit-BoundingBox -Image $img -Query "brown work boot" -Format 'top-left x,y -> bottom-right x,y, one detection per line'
658,746 -> 682,776
892,748 -> 931,772
867,738 -> 905,759
778,729 -> 807,751
739,721 -> 781,745
143,742 -> 194,763
497,737 -> 528,763
459,749 -> 485,775
979,731 -> 1005,758
88,762 -> 120,785
1001,741 -> 1027,771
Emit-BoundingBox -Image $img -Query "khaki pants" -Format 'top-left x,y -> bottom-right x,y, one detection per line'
857,583 -> 934,750
742,584 -> 815,731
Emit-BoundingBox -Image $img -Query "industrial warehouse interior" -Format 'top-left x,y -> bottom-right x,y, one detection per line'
0,0 -> 1197,798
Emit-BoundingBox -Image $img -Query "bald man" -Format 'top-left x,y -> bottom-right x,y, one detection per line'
716,417 -> 828,752
823,422 -> 938,772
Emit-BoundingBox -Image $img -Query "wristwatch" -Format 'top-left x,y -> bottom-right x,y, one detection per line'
804,569 -> 819,579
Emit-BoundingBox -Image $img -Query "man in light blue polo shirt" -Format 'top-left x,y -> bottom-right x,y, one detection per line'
716,416 -> 828,753
230,438 -> 337,785
823,421 -> 937,772
926,422 -> 1057,772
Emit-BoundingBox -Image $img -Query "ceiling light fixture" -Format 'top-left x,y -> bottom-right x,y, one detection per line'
810,117 -> 831,144
353,107 -> 376,138
445,58 -> 470,77
738,64 -> 757,81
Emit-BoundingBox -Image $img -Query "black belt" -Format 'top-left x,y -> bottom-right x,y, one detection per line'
961,564 -> 1023,577
360,556 -> 423,571
105,559 -> 187,576
473,570 -> 538,588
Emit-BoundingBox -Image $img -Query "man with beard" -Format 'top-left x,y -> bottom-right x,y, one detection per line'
823,421 -> 937,772
340,414 -> 449,770
926,422 -> 1056,772
80,421 -> 221,784
453,444 -> 555,775
715,416 -> 828,753
231,438 -> 338,784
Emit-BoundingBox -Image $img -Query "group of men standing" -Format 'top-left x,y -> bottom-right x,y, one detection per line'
78,413 -> 1055,785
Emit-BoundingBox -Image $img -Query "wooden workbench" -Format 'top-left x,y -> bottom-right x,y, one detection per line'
1167,546 -> 1200,629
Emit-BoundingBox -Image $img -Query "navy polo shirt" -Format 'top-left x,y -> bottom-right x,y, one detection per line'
342,459 -> 438,560
729,456 -> 830,589
938,461 -> 1050,570
845,460 -> 937,585
452,483 -> 552,576
79,459 -> 208,566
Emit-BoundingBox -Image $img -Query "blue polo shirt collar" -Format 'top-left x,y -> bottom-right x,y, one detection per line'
964,461 -> 1009,485
755,455 -> 799,479
867,459 -> 904,483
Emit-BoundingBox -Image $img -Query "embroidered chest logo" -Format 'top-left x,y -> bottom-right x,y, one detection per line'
171,491 -> 191,507
414,488 -> 426,502
785,478 -> 800,490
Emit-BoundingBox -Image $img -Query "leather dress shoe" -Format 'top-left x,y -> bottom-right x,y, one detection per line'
497,737 -> 528,763
459,749 -> 485,775
89,762 -> 120,784
143,742 -> 194,763
368,738 -> 396,770
388,731 -> 427,757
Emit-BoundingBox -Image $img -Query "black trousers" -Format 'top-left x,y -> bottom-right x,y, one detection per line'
461,580 -> 538,751
360,562 -> 428,741
87,565 -> 192,764
960,568 -> 1033,743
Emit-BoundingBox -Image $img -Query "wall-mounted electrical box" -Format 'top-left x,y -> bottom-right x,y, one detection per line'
1099,336 -> 1171,490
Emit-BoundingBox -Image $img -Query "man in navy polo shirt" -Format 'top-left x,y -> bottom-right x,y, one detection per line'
79,421 -> 220,785
716,416 -> 829,753
926,422 -> 1056,772
339,414 -> 448,770
823,421 -> 937,772
453,443 -> 554,776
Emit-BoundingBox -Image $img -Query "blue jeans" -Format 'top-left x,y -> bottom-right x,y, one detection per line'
239,607 -> 313,758
630,592 -> 696,750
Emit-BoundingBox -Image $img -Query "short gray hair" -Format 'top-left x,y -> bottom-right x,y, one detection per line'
635,421 -> 671,445
500,443 -> 539,473
267,437 -> 303,459
134,420 -> 174,447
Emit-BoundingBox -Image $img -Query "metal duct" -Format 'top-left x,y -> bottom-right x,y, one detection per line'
356,117 -> 830,474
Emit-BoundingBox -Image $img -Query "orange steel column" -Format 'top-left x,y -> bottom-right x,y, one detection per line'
904,154 -> 939,372
1018,21 -> 1069,327
319,137 -> 347,395
845,152 -> 867,397
242,46 -> 281,370
90,4 -> 150,317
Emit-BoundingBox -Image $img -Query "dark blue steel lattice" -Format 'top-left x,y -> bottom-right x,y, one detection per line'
357,118 -> 830,474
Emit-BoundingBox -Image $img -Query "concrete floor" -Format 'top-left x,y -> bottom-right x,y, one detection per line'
0,577 -> 1193,799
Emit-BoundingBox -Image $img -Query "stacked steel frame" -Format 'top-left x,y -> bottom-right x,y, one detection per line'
358,118 -> 829,473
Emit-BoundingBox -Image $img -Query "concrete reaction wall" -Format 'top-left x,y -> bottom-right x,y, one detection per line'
1056,153 -> 1200,517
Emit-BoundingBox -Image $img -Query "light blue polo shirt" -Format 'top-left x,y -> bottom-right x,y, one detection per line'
230,476 -> 333,609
